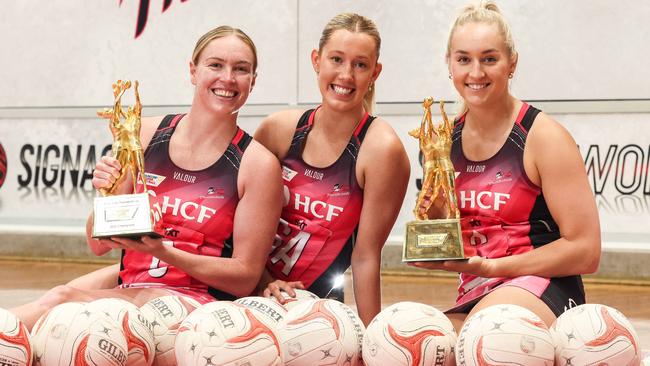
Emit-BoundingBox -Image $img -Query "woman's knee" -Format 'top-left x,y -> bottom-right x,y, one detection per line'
67,264 -> 119,290
38,285 -> 82,309
470,286 -> 556,326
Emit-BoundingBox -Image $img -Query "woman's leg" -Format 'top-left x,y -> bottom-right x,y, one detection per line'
467,286 -> 556,326
11,285 -> 169,330
446,285 -> 556,335
66,263 -> 120,290
446,312 -> 468,333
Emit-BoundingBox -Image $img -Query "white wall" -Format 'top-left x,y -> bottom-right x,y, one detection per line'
0,1 -> 297,106
1,0 -> 648,107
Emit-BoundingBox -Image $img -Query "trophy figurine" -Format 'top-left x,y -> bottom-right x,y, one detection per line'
92,79 -> 158,238
403,97 -> 466,261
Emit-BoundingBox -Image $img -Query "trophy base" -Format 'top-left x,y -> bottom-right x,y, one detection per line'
403,219 -> 464,261
92,193 -> 160,239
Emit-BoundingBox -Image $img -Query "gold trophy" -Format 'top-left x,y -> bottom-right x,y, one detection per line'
92,79 -> 158,238
403,98 -> 465,261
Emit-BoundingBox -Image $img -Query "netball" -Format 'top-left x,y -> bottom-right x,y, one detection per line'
138,296 -> 200,366
278,299 -> 365,365
455,304 -> 555,366
552,303 -> 641,365
174,301 -> 283,366
86,298 -> 155,366
363,301 -> 456,366
269,289 -> 320,310
31,302 -> 127,366
0,308 -> 32,366
234,296 -> 287,326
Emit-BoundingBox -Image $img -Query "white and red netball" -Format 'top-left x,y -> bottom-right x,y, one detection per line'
234,296 -> 287,326
551,303 -> 641,365
270,289 -> 320,311
174,301 -> 283,366
87,298 -> 155,366
0,308 -> 32,366
138,295 -> 200,366
456,304 -> 554,366
278,298 -> 365,365
362,301 -> 456,366
31,302 -> 128,366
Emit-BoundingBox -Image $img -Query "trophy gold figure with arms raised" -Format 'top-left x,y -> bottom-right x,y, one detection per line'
92,79 -> 158,238
403,97 -> 466,261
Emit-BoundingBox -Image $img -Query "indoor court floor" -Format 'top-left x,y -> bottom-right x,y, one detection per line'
1,260 -> 649,352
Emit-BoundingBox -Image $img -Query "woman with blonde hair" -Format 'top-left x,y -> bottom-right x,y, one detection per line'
12,26 -> 283,329
258,12 -> 410,326
413,1 -> 600,330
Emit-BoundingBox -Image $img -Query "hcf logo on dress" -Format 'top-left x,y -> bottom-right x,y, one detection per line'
149,190 -> 216,224
292,192 -> 343,222
458,190 -> 510,211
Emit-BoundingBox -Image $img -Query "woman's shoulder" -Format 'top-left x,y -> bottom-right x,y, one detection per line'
140,115 -> 165,150
357,115 -> 410,189
242,138 -> 281,165
363,116 -> 406,153
527,110 -> 574,144
257,109 -> 305,133
254,109 -> 306,158
238,138 -> 282,189
525,109 -> 581,180
358,116 -> 408,169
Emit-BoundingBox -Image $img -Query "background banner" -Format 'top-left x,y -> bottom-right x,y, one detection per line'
1,112 -> 648,249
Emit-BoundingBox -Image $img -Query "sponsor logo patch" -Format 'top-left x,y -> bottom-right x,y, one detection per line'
201,186 -> 225,199
491,170 -> 513,185
282,166 -> 298,182
144,172 -> 166,187
329,183 -> 350,197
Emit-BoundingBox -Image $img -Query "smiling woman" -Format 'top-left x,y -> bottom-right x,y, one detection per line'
312,13 -> 382,115
255,13 -> 410,326
189,27 -> 258,115
412,1 -> 601,332
10,26 -> 283,330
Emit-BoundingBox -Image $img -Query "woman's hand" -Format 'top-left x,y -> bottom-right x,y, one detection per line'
92,155 -> 122,191
262,279 -> 305,304
417,186 -> 450,219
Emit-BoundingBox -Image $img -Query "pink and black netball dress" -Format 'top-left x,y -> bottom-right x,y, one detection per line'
449,103 -> 584,316
266,108 -> 375,299
119,114 -> 251,302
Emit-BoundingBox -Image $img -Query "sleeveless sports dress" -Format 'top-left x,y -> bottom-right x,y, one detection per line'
266,108 -> 375,300
448,103 -> 585,316
119,114 -> 251,303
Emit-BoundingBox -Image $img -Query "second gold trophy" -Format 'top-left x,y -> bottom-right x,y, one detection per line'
403,98 -> 467,261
